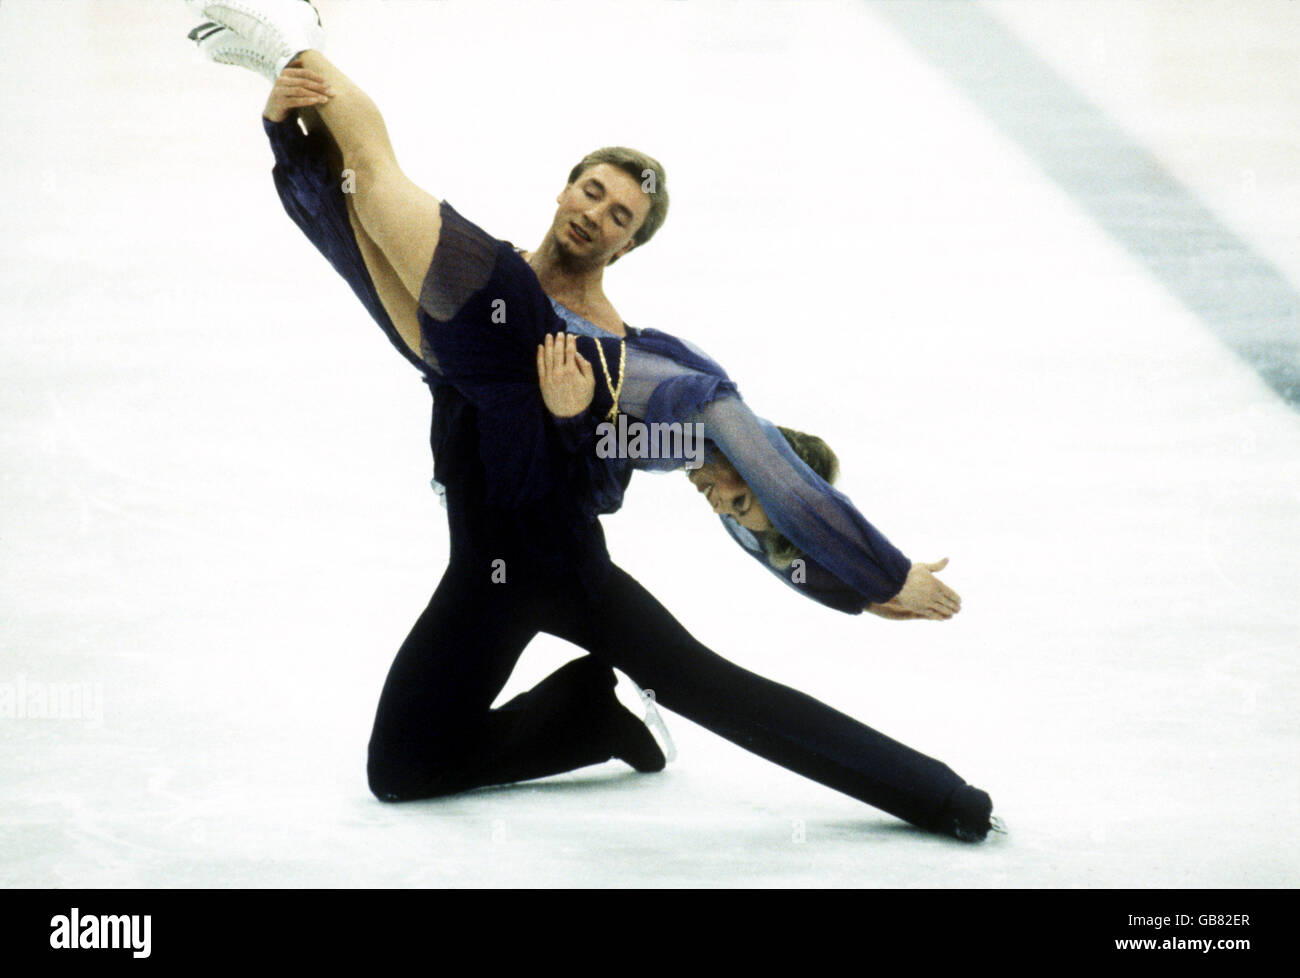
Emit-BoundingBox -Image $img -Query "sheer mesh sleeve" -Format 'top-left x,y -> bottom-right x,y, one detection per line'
415,203 -> 623,508
590,339 -> 737,465
692,397 -> 913,607
409,201 -> 911,597
578,335 -> 912,606
719,518 -> 871,614
418,203 -> 498,327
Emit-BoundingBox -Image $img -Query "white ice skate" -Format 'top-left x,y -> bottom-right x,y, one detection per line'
187,21 -> 280,83
195,0 -> 325,78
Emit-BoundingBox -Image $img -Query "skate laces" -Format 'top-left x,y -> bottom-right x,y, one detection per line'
188,21 -> 278,78
187,21 -> 224,43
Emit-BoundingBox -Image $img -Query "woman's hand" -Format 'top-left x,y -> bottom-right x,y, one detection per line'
263,62 -> 332,123
883,557 -> 962,621
864,601 -> 925,621
537,333 -> 595,418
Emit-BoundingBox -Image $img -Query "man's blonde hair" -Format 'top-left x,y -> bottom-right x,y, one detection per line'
567,147 -> 670,262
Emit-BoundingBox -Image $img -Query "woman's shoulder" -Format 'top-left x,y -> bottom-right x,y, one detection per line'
631,328 -> 731,379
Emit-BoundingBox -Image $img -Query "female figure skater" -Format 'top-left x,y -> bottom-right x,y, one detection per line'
187,0 -> 998,841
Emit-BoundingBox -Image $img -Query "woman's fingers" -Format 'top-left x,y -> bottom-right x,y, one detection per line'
912,558 -> 959,618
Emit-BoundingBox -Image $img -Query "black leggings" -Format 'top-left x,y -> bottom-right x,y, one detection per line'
263,115 -> 972,832
367,552 -> 968,833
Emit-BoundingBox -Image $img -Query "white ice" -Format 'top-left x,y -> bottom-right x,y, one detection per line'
1,0 -> 1297,888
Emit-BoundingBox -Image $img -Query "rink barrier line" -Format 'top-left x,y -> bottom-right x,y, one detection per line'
875,2 -> 1300,407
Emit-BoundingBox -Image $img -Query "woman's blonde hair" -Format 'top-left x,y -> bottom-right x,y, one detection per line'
764,427 -> 840,570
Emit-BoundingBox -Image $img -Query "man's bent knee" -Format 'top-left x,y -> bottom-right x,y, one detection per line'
367,742 -> 467,802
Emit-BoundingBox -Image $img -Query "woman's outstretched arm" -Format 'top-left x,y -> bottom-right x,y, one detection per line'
693,397 -> 960,619
531,336 -> 961,619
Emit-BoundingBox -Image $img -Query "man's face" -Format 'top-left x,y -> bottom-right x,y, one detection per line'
550,163 -> 652,267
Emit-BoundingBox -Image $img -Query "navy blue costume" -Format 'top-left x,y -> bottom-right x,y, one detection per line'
264,114 -> 990,836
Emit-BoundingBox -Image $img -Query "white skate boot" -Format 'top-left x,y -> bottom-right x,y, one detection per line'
187,21 -> 280,83
197,0 -> 325,78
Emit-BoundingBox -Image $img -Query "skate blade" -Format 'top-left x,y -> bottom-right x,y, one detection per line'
630,680 -> 677,764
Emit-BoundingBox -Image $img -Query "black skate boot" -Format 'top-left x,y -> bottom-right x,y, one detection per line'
934,784 -> 997,842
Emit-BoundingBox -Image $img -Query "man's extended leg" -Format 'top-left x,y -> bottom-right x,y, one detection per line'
547,564 -> 980,836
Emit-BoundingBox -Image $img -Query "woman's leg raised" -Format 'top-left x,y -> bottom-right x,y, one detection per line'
295,51 -> 442,304
297,105 -> 423,354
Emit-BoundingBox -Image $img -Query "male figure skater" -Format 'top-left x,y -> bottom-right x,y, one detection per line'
185,0 -> 1000,842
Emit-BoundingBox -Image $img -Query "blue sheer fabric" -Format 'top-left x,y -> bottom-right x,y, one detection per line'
264,115 -> 425,375
265,114 -> 912,610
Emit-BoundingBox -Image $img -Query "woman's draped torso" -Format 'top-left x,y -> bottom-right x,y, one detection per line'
266,113 -> 912,609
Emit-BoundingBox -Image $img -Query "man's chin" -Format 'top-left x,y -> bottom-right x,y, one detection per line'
553,235 -> 605,270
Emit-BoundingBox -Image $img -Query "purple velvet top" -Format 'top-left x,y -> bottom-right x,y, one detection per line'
265,114 -> 912,610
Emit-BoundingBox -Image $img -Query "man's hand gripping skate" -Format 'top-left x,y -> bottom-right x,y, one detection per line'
263,60 -> 331,123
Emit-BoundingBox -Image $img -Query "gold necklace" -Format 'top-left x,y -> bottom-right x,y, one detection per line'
593,338 -> 626,423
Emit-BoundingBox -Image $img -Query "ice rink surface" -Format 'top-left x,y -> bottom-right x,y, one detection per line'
1,0 -> 1297,888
